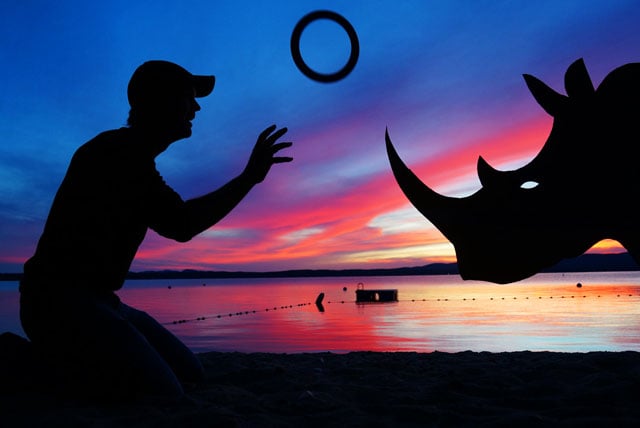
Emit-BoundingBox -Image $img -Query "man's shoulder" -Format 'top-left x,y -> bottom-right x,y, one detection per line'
85,127 -> 130,147
74,128 -> 135,157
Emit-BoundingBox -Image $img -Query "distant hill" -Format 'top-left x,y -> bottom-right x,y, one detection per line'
124,252 -> 639,279
540,252 -> 639,273
1,252 -> 638,282
124,262 -> 460,280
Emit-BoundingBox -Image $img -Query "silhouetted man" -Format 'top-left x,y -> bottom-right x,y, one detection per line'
19,60 -> 293,401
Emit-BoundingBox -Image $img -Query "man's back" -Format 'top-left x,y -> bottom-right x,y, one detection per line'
21,128 -> 182,294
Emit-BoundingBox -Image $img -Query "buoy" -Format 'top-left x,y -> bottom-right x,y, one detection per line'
315,292 -> 325,312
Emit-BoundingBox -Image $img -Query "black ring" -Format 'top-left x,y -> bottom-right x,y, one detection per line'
290,10 -> 359,83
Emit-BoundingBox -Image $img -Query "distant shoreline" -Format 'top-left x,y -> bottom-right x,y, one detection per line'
1,252 -> 638,282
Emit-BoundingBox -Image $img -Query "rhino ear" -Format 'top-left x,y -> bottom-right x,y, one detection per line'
564,58 -> 595,99
524,73 -> 567,116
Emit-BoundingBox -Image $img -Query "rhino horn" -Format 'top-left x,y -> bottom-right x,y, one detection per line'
385,129 -> 461,237
477,155 -> 503,188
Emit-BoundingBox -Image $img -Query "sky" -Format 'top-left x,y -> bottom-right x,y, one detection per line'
1,0 -> 640,274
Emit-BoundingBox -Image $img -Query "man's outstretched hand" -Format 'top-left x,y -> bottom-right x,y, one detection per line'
243,125 -> 293,184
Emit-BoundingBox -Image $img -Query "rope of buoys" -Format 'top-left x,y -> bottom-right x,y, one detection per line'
325,293 -> 639,305
165,301 -> 314,325
164,290 -> 639,325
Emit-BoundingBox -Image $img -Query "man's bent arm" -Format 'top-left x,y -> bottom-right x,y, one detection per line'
169,125 -> 293,242
178,172 -> 256,241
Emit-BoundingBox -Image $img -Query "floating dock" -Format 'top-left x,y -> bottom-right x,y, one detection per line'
355,282 -> 398,303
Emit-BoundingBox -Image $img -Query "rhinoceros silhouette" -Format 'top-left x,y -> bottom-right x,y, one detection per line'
386,59 -> 640,283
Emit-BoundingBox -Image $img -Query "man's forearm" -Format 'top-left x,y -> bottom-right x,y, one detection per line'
183,171 -> 256,237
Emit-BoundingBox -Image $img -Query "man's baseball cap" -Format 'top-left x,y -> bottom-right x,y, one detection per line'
127,60 -> 215,106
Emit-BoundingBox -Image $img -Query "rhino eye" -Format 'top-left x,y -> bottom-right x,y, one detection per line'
520,181 -> 539,189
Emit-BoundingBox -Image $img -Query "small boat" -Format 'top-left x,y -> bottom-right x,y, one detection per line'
355,282 -> 398,303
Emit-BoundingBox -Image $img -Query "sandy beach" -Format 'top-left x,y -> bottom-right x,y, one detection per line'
2,348 -> 640,427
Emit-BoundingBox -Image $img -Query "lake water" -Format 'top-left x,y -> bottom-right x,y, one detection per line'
1,272 -> 639,353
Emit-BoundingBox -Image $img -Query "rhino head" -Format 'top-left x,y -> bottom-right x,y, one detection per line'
386,59 -> 640,283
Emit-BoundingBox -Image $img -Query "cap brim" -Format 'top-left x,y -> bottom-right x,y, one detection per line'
193,75 -> 215,97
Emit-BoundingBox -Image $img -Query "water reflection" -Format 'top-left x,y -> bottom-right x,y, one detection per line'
1,272 -> 639,353
120,273 -> 640,353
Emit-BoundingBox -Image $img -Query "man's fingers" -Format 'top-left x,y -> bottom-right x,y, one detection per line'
271,142 -> 293,153
258,125 -> 287,145
258,124 -> 278,142
273,156 -> 293,164
264,127 -> 288,144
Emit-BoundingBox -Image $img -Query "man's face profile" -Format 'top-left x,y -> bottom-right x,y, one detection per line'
144,87 -> 201,142
165,88 -> 201,140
